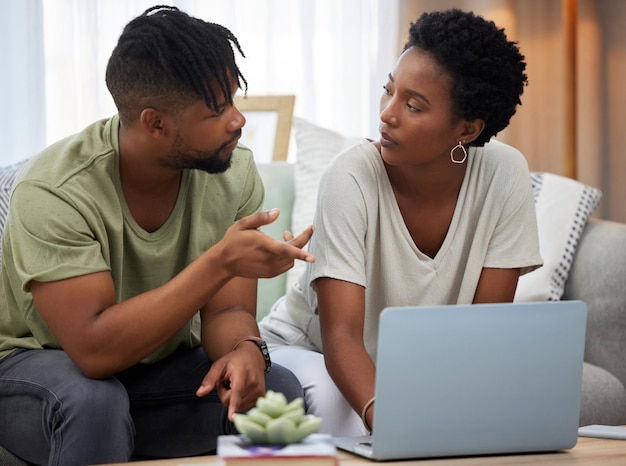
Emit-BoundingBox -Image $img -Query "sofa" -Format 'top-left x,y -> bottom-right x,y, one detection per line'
1,118 -> 626,464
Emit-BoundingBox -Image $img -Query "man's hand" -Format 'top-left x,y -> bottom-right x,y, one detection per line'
196,343 -> 266,420
215,208 -> 315,279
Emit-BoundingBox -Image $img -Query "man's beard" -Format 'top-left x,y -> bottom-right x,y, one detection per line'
163,131 -> 241,173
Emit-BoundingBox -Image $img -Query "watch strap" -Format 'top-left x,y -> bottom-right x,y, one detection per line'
232,336 -> 272,374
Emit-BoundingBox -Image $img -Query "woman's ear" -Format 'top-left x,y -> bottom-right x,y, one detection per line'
459,119 -> 485,144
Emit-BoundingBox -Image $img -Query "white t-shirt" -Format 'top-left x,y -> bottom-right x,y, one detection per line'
284,139 -> 543,362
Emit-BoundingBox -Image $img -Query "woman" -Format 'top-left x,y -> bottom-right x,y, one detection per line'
259,9 -> 543,436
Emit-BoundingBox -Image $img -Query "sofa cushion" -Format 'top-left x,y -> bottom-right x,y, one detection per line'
515,172 -> 602,302
256,162 -> 296,320
287,117 -> 363,289
0,160 -> 29,268
0,445 -> 30,466
580,362 -> 626,426
0,160 -> 28,231
563,219 -> 626,390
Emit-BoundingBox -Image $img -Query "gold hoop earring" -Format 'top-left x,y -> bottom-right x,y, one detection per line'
450,141 -> 467,164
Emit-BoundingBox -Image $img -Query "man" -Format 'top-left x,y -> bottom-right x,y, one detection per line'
0,6 -> 313,464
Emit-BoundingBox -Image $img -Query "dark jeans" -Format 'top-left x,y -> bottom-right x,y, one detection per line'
0,347 -> 304,466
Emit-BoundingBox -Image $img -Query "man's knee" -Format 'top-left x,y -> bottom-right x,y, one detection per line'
71,378 -> 130,425
53,376 -> 135,463
0,351 -> 135,464
265,363 -> 304,402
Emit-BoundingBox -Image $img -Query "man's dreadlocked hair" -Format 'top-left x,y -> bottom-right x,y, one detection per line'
105,5 -> 247,124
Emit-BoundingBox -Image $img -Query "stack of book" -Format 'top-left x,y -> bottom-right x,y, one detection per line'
217,433 -> 338,465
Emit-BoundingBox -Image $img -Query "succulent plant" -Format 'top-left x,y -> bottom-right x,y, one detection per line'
233,390 -> 323,444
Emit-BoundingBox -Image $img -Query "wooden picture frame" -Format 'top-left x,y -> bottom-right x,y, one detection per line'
234,95 -> 295,162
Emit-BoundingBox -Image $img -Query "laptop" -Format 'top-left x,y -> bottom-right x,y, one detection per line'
334,300 -> 587,461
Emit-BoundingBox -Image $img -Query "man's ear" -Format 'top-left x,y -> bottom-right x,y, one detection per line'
458,119 -> 485,144
139,108 -> 167,138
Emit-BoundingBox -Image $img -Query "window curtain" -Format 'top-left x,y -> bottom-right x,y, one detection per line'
0,0 -> 46,164
401,0 -> 626,223
0,0 -> 399,164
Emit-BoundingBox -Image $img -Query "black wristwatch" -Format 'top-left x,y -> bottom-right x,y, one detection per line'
233,337 -> 272,374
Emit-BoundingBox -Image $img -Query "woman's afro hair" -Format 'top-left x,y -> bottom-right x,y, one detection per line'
405,9 -> 527,146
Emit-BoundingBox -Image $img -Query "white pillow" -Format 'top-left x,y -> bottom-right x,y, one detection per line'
287,117 -> 363,289
515,172 -> 602,302
0,159 -> 30,269
0,159 -> 28,231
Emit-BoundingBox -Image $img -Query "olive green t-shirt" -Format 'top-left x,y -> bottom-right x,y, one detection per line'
0,115 -> 264,362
